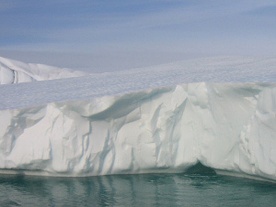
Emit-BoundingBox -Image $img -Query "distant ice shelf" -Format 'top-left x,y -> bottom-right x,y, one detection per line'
0,56 -> 86,84
0,56 -> 275,181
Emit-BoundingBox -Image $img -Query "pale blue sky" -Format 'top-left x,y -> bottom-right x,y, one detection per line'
1,0 -> 276,71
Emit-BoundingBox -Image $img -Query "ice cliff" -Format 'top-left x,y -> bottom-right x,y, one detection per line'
0,57 -> 275,181
0,56 -> 85,84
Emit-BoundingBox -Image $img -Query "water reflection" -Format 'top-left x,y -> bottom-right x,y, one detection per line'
0,173 -> 275,206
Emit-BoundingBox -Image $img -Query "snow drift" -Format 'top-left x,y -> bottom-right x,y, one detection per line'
0,56 -> 85,84
0,57 -> 275,181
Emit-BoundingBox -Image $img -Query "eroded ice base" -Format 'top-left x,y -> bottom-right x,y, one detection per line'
0,82 -> 276,181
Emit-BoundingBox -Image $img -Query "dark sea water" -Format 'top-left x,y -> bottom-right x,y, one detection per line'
0,172 -> 275,207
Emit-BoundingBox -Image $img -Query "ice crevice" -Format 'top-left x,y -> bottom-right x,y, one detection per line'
0,82 -> 276,182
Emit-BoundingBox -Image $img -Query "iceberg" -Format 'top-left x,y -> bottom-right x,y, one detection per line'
0,56 -> 86,84
0,56 -> 275,182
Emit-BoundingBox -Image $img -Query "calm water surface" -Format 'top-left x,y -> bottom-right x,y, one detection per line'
0,173 -> 275,207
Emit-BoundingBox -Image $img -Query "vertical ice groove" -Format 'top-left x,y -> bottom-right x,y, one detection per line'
98,129 -> 114,175
171,98 -> 188,166
151,103 -> 163,167
106,130 -> 116,175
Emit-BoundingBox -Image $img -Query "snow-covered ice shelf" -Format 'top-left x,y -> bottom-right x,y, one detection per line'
0,56 -> 85,84
0,56 -> 275,181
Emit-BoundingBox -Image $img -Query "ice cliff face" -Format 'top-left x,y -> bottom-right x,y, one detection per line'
0,56 -> 85,84
0,57 -> 275,181
0,83 -> 275,181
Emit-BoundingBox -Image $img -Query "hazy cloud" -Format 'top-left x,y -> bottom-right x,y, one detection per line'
1,0 -> 276,71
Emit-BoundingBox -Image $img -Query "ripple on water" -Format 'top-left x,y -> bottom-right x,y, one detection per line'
0,173 -> 275,207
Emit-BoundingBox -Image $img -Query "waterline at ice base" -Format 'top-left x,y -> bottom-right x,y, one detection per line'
0,56 -> 275,182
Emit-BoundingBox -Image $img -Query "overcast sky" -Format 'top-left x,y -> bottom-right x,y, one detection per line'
1,0 -> 276,72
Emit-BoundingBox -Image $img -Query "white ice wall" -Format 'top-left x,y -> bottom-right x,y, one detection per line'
0,83 -> 275,181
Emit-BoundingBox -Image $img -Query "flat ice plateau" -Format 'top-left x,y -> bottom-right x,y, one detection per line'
0,56 -> 276,181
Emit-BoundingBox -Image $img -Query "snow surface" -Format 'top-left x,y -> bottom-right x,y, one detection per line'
0,56 -> 276,181
0,56 -> 86,84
